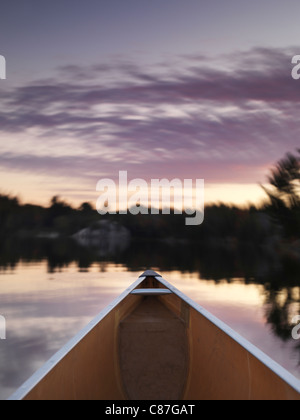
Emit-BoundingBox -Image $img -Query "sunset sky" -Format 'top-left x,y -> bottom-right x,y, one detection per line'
0,0 -> 300,207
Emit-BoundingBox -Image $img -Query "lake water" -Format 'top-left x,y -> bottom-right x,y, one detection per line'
0,257 -> 299,400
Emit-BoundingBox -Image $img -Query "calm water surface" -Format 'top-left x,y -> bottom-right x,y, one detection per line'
0,260 -> 299,399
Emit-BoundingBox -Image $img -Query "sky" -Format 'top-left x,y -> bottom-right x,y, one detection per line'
0,0 -> 300,207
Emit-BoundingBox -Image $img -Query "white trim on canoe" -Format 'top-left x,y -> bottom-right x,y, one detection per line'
157,275 -> 300,395
8,276 -> 146,401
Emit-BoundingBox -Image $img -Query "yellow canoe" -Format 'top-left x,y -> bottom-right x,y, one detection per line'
9,271 -> 300,400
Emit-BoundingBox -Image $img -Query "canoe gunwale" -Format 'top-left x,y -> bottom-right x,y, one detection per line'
156,275 -> 300,395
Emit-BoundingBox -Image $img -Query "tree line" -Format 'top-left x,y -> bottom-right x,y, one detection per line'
0,150 -> 299,245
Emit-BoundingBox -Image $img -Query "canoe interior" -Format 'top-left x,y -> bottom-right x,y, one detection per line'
15,275 -> 300,400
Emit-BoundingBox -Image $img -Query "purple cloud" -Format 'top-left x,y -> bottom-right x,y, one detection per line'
0,46 -> 299,194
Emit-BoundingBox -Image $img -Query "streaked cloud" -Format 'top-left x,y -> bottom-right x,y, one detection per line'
0,46 -> 299,203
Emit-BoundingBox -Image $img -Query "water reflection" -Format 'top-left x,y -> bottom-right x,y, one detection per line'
0,236 -> 299,399
0,264 -> 138,399
0,236 -> 299,342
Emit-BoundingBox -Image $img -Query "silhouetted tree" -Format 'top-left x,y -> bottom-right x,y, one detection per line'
263,150 -> 300,236
79,202 -> 93,213
264,151 -> 300,207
